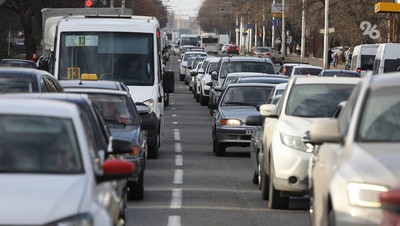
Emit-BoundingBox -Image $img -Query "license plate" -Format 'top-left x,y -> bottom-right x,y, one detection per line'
245,129 -> 253,135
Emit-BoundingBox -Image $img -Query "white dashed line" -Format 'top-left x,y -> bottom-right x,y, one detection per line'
173,129 -> 181,141
175,143 -> 182,153
173,122 -> 178,125
167,216 -> 181,226
173,169 -> 183,184
175,155 -> 183,166
170,189 -> 182,209
172,114 -> 177,117
172,108 -> 176,110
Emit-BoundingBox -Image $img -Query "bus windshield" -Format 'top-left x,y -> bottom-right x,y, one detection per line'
58,32 -> 154,86
181,37 -> 198,46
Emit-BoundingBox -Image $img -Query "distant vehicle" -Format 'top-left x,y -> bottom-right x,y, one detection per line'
218,34 -> 230,48
288,65 -> 323,78
373,43 -> 400,75
254,47 -> 285,65
318,69 -> 361,77
227,44 -> 239,55
199,57 -> 220,106
350,44 -> 379,76
201,33 -> 219,54
278,63 -> 308,76
0,59 -> 37,68
178,51 -> 207,82
179,34 -> 199,49
221,44 -> 230,53
0,68 -> 63,93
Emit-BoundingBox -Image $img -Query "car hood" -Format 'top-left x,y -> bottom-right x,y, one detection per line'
349,142 -> 400,187
110,125 -> 140,145
220,106 -> 259,123
278,115 -> 325,137
0,174 -> 87,224
128,86 -> 153,103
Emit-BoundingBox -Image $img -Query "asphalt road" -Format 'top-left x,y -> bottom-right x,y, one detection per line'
126,55 -> 310,226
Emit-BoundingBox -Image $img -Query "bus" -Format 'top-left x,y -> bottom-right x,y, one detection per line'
179,34 -> 199,48
201,33 -> 219,54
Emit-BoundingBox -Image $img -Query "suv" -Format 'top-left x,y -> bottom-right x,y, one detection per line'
208,57 -> 275,112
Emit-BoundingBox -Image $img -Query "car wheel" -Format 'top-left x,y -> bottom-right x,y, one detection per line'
195,93 -> 200,102
214,136 -> 225,156
252,170 -> 258,184
128,170 -> 144,200
180,74 -> 184,81
147,132 -> 159,159
280,58 -> 284,66
189,85 -> 192,91
260,165 -> 269,200
164,92 -> 169,107
185,80 -> 188,85
257,159 -> 262,189
268,159 -> 289,209
200,93 -> 208,106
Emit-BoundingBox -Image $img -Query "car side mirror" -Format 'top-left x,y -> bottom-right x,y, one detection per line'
177,59 -> 182,63
211,71 -> 218,80
214,85 -> 222,92
246,115 -> 262,126
259,104 -> 278,118
96,160 -> 135,183
135,102 -> 150,115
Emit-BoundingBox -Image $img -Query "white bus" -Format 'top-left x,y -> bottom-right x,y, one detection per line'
201,33 -> 219,54
179,34 -> 199,48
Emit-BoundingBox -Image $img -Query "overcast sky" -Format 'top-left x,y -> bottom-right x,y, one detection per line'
166,0 -> 204,17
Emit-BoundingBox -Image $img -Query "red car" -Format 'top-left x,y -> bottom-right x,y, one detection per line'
227,45 -> 239,55
380,189 -> 400,226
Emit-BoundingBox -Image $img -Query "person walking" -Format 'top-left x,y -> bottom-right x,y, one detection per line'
327,48 -> 333,69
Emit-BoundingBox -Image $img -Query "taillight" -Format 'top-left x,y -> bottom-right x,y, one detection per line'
236,47 -> 239,51
228,47 -> 231,50
356,67 -> 361,74
266,53 -> 271,56
253,53 -> 256,55
283,66 -> 287,75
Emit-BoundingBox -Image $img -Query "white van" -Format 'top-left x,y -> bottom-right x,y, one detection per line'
373,43 -> 400,74
350,44 -> 379,77
41,8 -> 174,158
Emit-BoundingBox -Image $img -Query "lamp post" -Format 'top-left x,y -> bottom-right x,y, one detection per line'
323,0 -> 329,69
301,0 -> 305,62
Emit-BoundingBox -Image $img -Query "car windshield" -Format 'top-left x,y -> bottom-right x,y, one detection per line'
286,84 -> 355,117
207,62 -> 219,74
357,86 -> 400,142
58,32 -> 154,86
220,61 -> 275,78
256,48 -> 269,53
0,115 -> 83,174
221,86 -> 274,106
293,68 -> 322,75
184,53 -> 207,61
0,76 -> 36,92
88,94 -> 138,127
360,55 -> 375,71
222,76 -> 240,88
383,59 -> 400,73
181,37 -> 198,46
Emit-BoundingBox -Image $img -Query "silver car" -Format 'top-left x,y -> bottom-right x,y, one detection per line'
308,73 -> 400,226
210,83 -> 277,156
253,47 -> 285,65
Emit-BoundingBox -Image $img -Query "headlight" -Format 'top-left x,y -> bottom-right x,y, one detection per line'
143,99 -> 154,113
221,119 -> 242,126
347,183 -> 388,208
47,213 -> 92,226
280,133 -> 307,151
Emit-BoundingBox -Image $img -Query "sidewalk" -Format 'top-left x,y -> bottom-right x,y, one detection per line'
285,53 -> 346,70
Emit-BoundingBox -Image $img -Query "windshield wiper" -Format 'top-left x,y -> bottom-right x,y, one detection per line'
104,119 -> 127,126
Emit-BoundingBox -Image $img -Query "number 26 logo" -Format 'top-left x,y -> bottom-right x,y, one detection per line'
360,21 -> 380,39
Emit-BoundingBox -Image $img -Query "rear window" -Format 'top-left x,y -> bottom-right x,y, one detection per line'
321,71 -> 360,77
384,59 -> 400,73
0,76 -> 36,93
360,55 -> 375,70
293,68 -> 322,76
220,61 -> 275,78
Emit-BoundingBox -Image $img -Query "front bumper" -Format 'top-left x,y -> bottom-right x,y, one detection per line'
216,125 -> 254,147
271,138 -> 311,194
334,207 -> 381,226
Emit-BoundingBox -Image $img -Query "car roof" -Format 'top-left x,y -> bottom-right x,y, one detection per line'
0,98 -> 78,119
184,51 -> 207,55
226,83 -> 278,88
220,56 -> 273,63
293,77 -> 361,85
0,67 -> 50,77
60,80 -> 128,91
64,87 -> 131,96
275,83 -> 288,89
238,77 -> 289,83
292,65 -> 323,69
0,93 -> 90,103
369,72 -> 400,88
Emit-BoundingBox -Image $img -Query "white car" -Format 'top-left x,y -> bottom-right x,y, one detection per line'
199,57 -> 220,106
178,51 -> 208,82
288,65 -> 323,78
308,73 -> 400,225
221,43 -> 230,53
0,99 -> 134,226
258,77 -> 360,209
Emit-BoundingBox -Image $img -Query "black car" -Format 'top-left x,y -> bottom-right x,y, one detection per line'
0,67 -> 63,93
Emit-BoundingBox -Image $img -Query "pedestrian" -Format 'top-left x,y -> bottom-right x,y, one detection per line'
30,53 -> 39,63
327,48 -> 333,69
333,53 -> 339,68
347,48 -> 353,64
296,44 -> 300,55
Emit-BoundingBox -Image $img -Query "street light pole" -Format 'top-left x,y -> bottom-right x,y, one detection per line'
282,0 -> 286,56
323,0 -> 329,69
301,0 -> 305,62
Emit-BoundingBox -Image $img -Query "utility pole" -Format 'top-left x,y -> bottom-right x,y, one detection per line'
240,17 -> 243,54
301,0 -> 306,62
271,0 -> 275,48
236,16 -> 239,46
282,0 -> 286,56
323,0 -> 329,69
255,23 -> 258,48
263,9 -> 265,47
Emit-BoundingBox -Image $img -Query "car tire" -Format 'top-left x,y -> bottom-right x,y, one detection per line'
185,80 -> 188,85
189,85 -> 192,91
195,93 -> 200,102
252,171 -> 258,184
180,74 -> 184,81
147,132 -> 159,159
214,136 -> 225,156
260,166 -> 269,200
200,93 -> 208,106
280,58 -> 284,66
128,171 -> 144,200
257,159 -> 263,190
268,159 -> 289,209
165,93 -> 169,107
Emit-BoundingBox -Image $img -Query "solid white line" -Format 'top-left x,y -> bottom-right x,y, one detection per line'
173,121 -> 178,125
175,155 -> 183,166
172,108 -> 176,110
173,129 -> 181,141
170,189 -> 182,209
172,114 -> 177,117
173,169 -> 183,184
167,216 -> 181,226
175,143 -> 182,153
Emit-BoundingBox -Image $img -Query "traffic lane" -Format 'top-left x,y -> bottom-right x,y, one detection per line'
126,55 -> 310,226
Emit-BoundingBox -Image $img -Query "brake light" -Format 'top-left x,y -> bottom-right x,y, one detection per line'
228,47 -> 231,50
253,53 -> 256,55
356,67 -> 361,74
236,47 -> 239,51
283,66 -> 287,75
266,53 -> 271,56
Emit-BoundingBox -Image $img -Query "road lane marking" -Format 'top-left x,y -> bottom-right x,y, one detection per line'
172,108 -> 176,110
173,169 -> 183,184
175,155 -> 183,166
172,114 -> 177,117
173,129 -> 181,141
173,122 -> 178,125
170,189 -> 182,209
175,143 -> 182,153
167,216 -> 181,226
